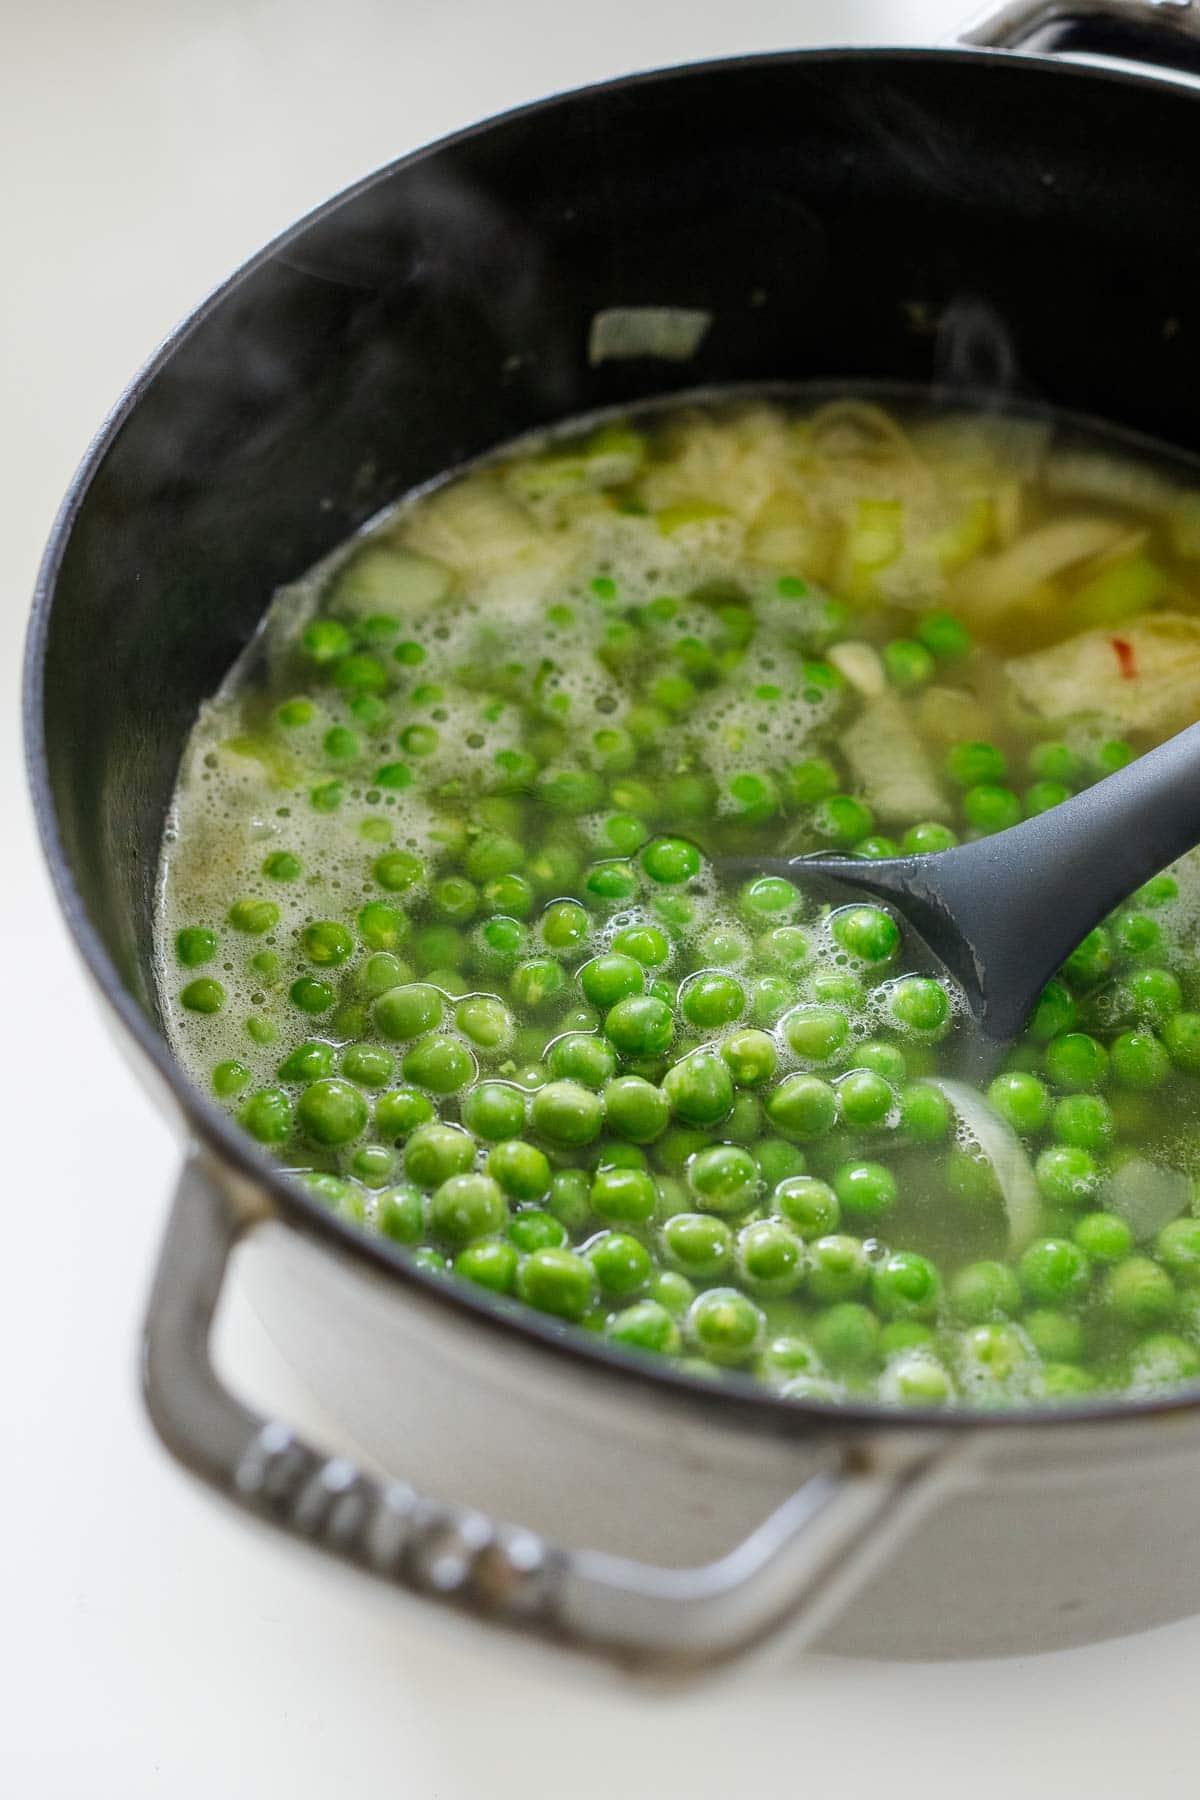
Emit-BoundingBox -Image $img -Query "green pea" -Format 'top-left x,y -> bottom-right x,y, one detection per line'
212,1059 -> 251,1099
1024,1309 -> 1085,1363
1102,1256 -> 1176,1328
323,724 -> 360,764
813,794 -> 874,845
374,1183 -> 423,1244
781,1005 -> 850,1064
590,1165 -> 657,1224
454,1239 -> 519,1293
1044,1032 -> 1108,1092
540,1034 -> 610,1092
836,1069 -> 895,1128
812,1302 -> 880,1373
537,900 -> 588,955
296,1077 -> 368,1147
686,1144 -> 759,1215
456,1083 -> 521,1144
603,1075 -> 670,1143
1039,1363 -> 1094,1399
404,1122 -> 475,1188
1062,927 -> 1113,990
544,1168 -> 590,1232
1155,1218 -> 1200,1287
1018,1237 -> 1091,1306
402,1034 -> 476,1094
831,905 -> 900,965
374,1086 -> 435,1141
1128,1333 -> 1200,1388
1052,1093 -> 1115,1151
964,783 -> 1023,833
716,1029 -> 776,1089
1163,1010 -> 1200,1073
885,976 -> 950,1038
349,1144 -> 394,1188
737,879 -> 798,927
580,954 -> 644,1010
354,903 -> 407,954
660,1211 -> 733,1279
752,1137 -> 807,1188
429,1173 -> 506,1244
985,1070 -> 1051,1133
949,1260 -> 1022,1324
509,957 -> 567,1012
1093,739 -> 1135,778
755,925 -> 810,976
516,1247 -> 595,1321
373,850 -> 425,892
487,1139 -> 552,1202
608,925 -> 668,970
901,820 -> 959,856
662,1050 -> 734,1126
1026,979 -> 1077,1043
833,1160 -> 898,1223
766,1073 -> 837,1141
770,1174 -> 836,1235
530,1080 -> 604,1146
1027,740 -> 1080,785
685,1288 -> 764,1365
848,835 -> 898,861
536,767 -> 606,815
1120,967 -> 1182,1027
301,617 -> 352,663
676,972 -> 743,1030
903,613 -> 968,667
807,1235 -> 869,1303
1024,781 -> 1072,817
238,1087 -> 293,1144
181,978 -> 225,1015
945,741 -> 1007,788
604,994 -> 674,1057
691,926 -> 750,973
374,983 -> 444,1040
455,995 -> 514,1052
637,836 -> 698,885
1035,1144 -> 1100,1207
882,637 -> 935,689
1109,1029 -> 1170,1090
808,970 -> 861,1011
277,1039 -> 336,1082
848,1040 -> 907,1084
586,1231 -> 652,1299
736,1220 -> 805,1295
176,926 -> 217,967
607,1300 -> 681,1356
1072,1211 -> 1133,1264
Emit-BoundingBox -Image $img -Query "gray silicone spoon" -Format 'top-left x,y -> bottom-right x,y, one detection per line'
730,722 -> 1200,1046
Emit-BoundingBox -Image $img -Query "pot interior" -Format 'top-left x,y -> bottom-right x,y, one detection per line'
33,49 -> 1200,1034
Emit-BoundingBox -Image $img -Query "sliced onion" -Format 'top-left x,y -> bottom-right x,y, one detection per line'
1100,1157 -> 1189,1241
930,1078 -> 1043,1254
954,515 -> 1129,623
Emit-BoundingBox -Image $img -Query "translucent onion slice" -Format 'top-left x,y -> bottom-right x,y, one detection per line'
930,1078 -> 1043,1254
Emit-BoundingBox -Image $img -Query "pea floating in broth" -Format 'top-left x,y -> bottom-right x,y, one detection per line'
156,391 -> 1200,1410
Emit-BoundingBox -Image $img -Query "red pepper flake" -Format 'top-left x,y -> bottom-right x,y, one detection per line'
1112,636 -> 1137,679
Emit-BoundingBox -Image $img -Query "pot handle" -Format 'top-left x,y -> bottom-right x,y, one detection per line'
954,0 -> 1200,60
143,1154 -> 959,1669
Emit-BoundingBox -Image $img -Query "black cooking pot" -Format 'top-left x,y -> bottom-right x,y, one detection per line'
26,0 -> 1200,1668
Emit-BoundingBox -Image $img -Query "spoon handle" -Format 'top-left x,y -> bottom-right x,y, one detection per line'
775,721 -> 1200,1041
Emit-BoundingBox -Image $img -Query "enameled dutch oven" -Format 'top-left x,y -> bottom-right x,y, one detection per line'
26,0 -> 1200,1669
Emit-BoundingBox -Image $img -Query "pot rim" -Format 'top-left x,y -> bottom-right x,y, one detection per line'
24,40 -> 1200,1441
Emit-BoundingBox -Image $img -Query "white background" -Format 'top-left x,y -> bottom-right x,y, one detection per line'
5,2 -> 1200,1794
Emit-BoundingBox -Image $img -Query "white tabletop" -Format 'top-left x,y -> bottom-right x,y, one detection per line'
5,2 -> 1200,1794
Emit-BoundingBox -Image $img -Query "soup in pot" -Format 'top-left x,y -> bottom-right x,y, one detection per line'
156,392 -> 1200,1409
